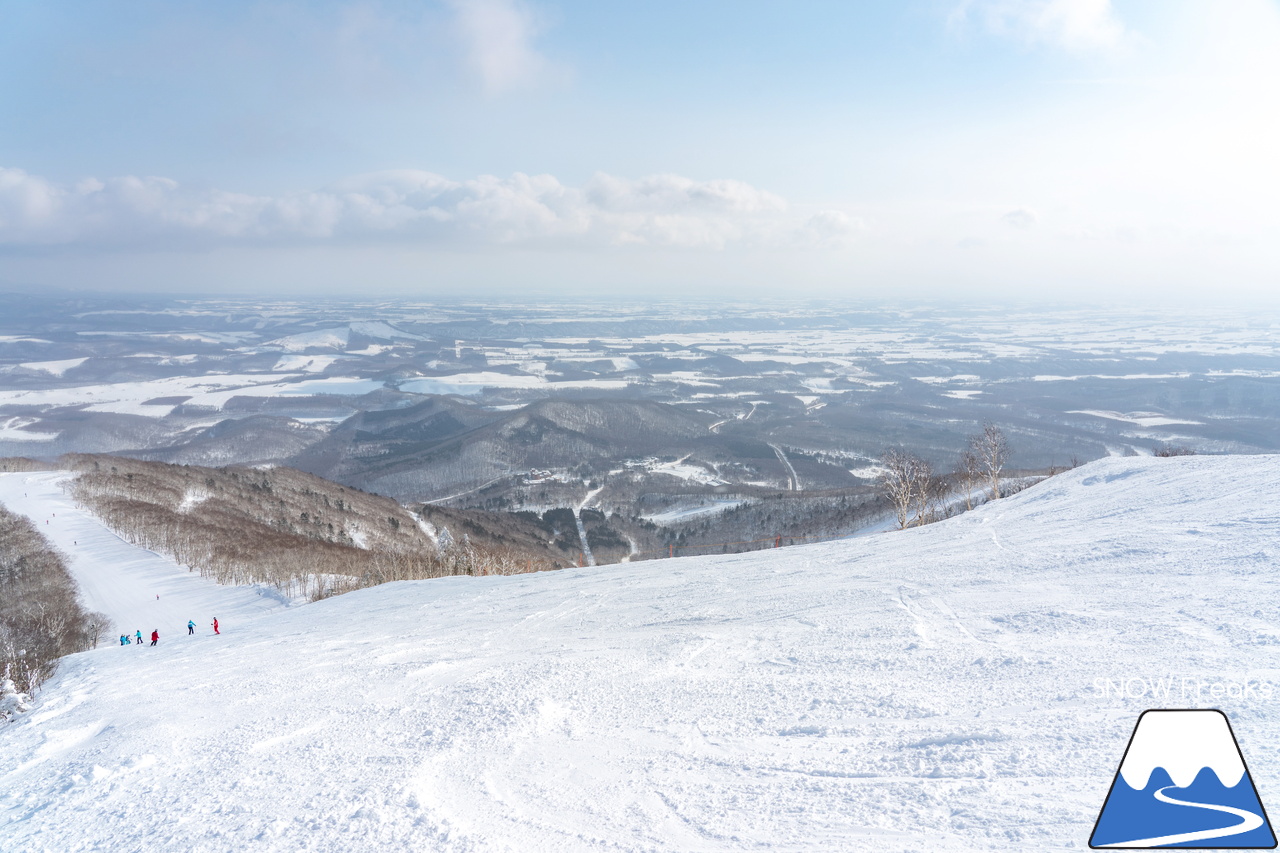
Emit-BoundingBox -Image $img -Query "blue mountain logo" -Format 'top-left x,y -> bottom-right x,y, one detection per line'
1091,709 -> 1276,848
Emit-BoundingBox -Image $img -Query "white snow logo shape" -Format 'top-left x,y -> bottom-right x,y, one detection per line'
1091,710 -> 1277,849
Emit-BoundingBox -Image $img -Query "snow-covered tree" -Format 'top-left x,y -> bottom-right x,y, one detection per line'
0,677 -> 32,722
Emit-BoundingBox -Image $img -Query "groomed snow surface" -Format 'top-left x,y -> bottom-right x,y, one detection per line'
3,456 -> 1280,851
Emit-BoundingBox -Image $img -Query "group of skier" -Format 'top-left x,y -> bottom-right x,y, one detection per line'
119,617 -> 219,647
118,629 -> 159,646
117,630 -> 147,646
31,501 -> 229,651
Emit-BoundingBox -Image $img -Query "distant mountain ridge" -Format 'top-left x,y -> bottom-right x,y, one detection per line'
287,398 -> 728,500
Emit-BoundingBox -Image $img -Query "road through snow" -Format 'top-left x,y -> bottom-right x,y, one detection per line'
769,443 -> 799,490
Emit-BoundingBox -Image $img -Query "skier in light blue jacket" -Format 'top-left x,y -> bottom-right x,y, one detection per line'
188,620 -> 196,635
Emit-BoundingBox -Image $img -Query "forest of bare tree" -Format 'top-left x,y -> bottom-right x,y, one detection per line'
0,503 -> 109,698
878,424 -> 1041,530
61,455 -> 559,601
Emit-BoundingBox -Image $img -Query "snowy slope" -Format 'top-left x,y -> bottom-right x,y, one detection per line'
0,472 -> 292,639
265,328 -> 351,351
3,456 -> 1280,851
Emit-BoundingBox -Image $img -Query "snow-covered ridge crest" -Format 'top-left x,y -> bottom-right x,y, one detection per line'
1118,710 -> 1246,790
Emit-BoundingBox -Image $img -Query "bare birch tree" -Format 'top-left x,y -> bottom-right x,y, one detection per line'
957,449 -> 983,511
968,423 -> 1009,501
878,449 -> 934,529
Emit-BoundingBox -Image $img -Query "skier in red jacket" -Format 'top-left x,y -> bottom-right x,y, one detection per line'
212,618 -> 219,635
150,630 -> 159,647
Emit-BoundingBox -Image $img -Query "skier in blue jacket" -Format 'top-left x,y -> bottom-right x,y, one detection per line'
188,620 -> 195,635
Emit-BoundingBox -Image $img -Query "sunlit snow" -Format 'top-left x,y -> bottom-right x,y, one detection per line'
3,456 -> 1279,850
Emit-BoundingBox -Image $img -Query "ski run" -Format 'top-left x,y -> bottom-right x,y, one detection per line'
3,454 -> 1280,851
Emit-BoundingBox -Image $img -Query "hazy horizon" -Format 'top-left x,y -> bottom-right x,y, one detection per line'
2,1 -> 1278,302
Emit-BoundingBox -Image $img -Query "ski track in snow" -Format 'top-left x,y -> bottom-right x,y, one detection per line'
2,456 -> 1280,851
426,475 -> 509,505
573,511 -> 594,567
575,483 -> 607,568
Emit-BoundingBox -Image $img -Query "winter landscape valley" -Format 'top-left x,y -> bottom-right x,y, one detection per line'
6,2 -> 1280,849
3,296 -> 1278,561
2,297 -> 1280,851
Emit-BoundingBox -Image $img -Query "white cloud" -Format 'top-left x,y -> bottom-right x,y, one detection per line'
953,0 -> 1127,51
797,211 -> 865,248
447,0 -> 552,94
0,168 -> 60,227
1001,208 -> 1037,229
0,166 -> 848,253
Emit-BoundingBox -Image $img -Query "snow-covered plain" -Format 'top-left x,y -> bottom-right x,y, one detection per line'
0,373 -> 304,418
1068,410 -> 1204,428
3,455 -> 1280,851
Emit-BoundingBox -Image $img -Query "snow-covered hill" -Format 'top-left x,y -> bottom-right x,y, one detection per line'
3,455 -> 1280,851
0,472 -> 293,635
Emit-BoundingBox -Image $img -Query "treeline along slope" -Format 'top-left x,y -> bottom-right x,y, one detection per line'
61,454 -> 564,598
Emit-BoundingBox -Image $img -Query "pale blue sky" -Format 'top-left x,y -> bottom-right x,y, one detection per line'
1,1 -> 1277,300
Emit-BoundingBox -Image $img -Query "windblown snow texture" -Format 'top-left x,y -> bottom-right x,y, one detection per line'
2,455 -> 1280,852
